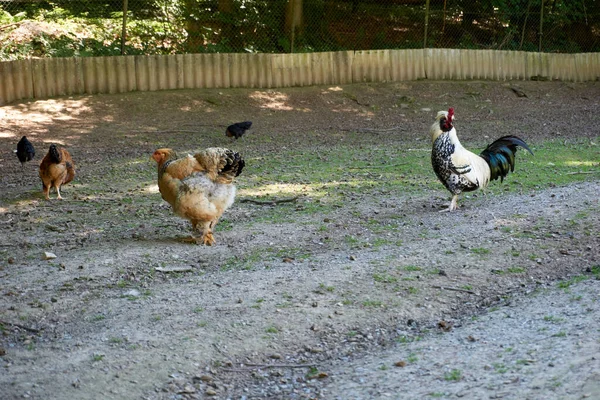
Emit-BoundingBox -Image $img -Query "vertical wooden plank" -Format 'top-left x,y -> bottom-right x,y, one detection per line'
200,54 -> 213,89
146,55 -> 157,91
247,53 -> 259,88
125,55 -> 136,92
104,56 -> 116,94
0,62 -> 14,105
31,59 -> 45,99
135,56 -> 148,92
182,53 -> 193,89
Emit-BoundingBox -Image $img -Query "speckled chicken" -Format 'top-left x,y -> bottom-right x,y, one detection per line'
430,107 -> 533,211
152,147 -> 244,245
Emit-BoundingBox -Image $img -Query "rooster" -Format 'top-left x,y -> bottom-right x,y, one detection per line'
152,147 -> 244,245
15,136 -> 35,168
430,108 -> 533,211
225,121 -> 252,140
39,144 -> 76,200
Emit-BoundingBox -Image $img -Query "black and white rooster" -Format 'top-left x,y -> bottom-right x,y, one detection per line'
430,107 -> 533,211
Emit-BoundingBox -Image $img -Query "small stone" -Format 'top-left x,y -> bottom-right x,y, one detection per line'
394,361 -> 407,367
196,375 -> 213,383
349,255 -> 356,261
7,257 -> 15,264
51,297 -> 58,303
421,108 -> 432,112
205,388 -> 217,396
124,289 -> 140,297
270,353 -> 282,359
43,252 -> 57,260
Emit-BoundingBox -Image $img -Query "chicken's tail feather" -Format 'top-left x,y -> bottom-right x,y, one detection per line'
480,135 -> 533,182
219,150 -> 245,182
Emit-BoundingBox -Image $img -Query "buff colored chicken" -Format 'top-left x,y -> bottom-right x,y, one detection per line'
39,144 -> 75,200
152,147 -> 244,245
431,107 -> 533,211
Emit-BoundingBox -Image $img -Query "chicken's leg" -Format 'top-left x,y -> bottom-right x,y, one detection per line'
181,220 -> 216,246
439,194 -> 459,212
55,184 -> 63,200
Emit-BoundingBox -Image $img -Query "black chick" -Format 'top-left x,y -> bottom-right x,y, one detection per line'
16,136 -> 35,168
225,121 -> 252,140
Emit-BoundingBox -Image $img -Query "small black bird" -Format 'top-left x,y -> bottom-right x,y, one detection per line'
225,121 -> 252,140
16,136 -> 35,168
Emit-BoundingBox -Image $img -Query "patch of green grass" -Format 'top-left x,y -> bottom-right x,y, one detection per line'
92,354 -> 105,362
265,325 -> 279,334
506,267 -> 525,273
92,314 -> 105,321
557,275 -> 587,289
493,363 -> 508,373
403,265 -> 422,272
373,273 -> 398,284
471,247 -> 490,255
553,331 -> 567,337
362,299 -> 384,307
444,369 -> 462,381
318,283 -> 335,292
193,306 -> 204,313
407,353 -> 418,363
108,337 -> 123,344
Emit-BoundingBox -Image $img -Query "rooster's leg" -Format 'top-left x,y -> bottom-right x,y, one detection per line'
439,195 -> 459,212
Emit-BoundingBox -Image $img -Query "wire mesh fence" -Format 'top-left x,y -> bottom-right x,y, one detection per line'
1,0 -> 598,61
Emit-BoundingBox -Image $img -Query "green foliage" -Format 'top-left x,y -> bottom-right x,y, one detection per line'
1,0 -> 597,61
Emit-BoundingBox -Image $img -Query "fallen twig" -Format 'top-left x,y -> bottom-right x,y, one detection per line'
0,22 -> 22,31
222,363 -> 316,372
239,196 -> 299,205
340,126 -> 403,133
130,129 -> 201,134
431,285 -> 477,295
348,163 -> 407,169
0,319 -> 41,333
155,266 -> 193,273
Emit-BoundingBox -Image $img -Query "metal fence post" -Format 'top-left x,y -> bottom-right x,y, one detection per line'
424,0 -> 430,48
121,0 -> 128,55
538,0 -> 544,52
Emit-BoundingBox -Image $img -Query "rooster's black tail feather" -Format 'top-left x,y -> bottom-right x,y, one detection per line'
480,135 -> 533,182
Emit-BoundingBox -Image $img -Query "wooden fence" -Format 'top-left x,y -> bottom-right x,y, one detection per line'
1,49 -> 599,105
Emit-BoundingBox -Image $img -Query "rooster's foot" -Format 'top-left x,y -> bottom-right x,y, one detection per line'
181,233 -> 215,246
439,196 -> 459,212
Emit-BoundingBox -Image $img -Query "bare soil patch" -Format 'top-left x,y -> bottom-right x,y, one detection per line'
0,80 -> 598,399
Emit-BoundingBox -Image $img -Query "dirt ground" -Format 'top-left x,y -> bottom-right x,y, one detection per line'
0,80 -> 599,400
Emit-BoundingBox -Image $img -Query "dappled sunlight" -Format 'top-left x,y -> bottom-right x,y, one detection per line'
144,184 -> 160,194
249,91 -> 293,111
240,178 -> 382,199
564,160 -> 598,167
241,183 -> 316,197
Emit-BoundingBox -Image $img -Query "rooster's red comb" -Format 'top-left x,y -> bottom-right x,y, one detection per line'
447,107 -> 454,120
